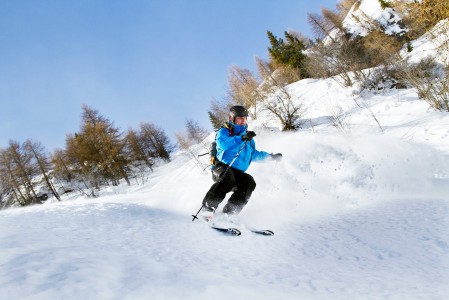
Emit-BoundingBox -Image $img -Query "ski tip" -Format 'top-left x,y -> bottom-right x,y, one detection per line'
252,229 -> 274,236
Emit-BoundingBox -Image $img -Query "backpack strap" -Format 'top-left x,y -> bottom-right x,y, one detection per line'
211,123 -> 234,166
222,122 -> 234,137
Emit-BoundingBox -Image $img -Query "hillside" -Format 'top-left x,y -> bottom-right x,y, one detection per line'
1,0 -> 449,299
2,72 -> 449,299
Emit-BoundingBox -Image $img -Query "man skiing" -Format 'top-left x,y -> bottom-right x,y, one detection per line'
200,105 -> 282,219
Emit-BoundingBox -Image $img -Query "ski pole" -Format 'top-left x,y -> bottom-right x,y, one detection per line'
191,140 -> 248,221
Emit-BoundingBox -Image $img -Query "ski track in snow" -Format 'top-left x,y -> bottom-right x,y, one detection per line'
1,198 -> 448,300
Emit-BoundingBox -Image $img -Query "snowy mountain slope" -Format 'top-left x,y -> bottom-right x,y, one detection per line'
2,2 -> 449,298
2,74 -> 449,300
2,76 -> 449,299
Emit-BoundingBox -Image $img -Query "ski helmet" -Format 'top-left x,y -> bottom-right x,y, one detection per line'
229,105 -> 249,123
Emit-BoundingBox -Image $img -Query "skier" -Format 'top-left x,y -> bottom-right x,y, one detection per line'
200,105 -> 282,219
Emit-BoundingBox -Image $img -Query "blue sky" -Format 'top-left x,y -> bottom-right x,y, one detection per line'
0,0 -> 338,151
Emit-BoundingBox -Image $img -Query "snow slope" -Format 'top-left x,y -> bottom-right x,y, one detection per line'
1,75 -> 449,299
2,1 -> 449,298
1,197 -> 448,300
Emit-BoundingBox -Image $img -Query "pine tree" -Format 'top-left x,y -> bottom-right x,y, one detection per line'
267,31 -> 283,63
208,111 -> 222,131
267,31 -> 308,77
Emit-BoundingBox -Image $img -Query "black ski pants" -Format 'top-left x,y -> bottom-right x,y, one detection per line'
202,163 -> 256,215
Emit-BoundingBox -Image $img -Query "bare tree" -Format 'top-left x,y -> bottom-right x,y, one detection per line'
0,147 -> 28,206
307,12 -> 337,42
208,97 -> 231,130
400,57 -> 449,112
185,119 -> 209,144
227,65 -> 261,118
125,128 -> 154,171
139,122 -> 174,162
256,57 -> 306,131
51,148 -> 76,194
307,0 -> 358,42
78,105 -> 130,186
321,7 -> 345,32
24,140 -> 61,201
0,141 -> 40,205
55,105 -> 127,196
64,133 -> 100,197
175,119 -> 210,172
123,128 -> 155,184
175,119 -> 209,152
337,0 -> 358,17
327,105 -> 351,134
305,34 -> 378,87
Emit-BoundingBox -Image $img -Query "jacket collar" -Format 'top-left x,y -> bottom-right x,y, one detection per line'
227,121 -> 247,135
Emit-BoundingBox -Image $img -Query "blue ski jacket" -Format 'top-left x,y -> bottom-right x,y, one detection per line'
215,122 -> 270,172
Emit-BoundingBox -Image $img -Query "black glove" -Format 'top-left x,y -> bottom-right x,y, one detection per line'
271,153 -> 283,161
241,131 -> 256,141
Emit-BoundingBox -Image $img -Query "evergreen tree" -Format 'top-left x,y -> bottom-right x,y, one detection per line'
267,31 -> 309,78
208,111 -> 222,131
267,31 -> 283,63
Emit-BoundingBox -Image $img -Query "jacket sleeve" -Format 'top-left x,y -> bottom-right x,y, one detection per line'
216,127 -> 244,150
251,140 -> 270,162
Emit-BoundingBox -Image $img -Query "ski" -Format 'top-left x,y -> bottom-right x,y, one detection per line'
195,213 -> 241,236
210,226 -> 241,236
193,212 -> 272,236
250,229 -> 274,236
225,218 -> 274,235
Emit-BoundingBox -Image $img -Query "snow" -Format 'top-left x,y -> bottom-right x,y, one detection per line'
342,0 -> 407,37
2,1 -> 449,299
401,19 -> 449,64
2,74 -> 449,299
2,197 -> 448,300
